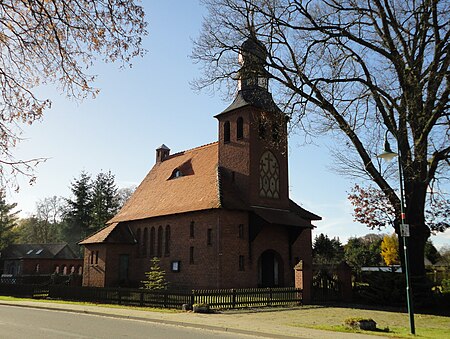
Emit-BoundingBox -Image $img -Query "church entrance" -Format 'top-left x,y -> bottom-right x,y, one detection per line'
258,250 -> 283,287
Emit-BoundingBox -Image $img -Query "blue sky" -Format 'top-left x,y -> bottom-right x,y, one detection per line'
9,1 -> 450,249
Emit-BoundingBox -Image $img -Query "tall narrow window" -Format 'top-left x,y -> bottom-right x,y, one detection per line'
95,251 -> 99,264
143,227 -> 148,257
272,124 -> 279,142
90,252 -> 94,265
165,225 -> 171,256
224,121 -> 230,143
136,228 -> 141,257
259,119 -> 266,139
157,226 -> 163,257
190,246 -> 194,264
150,227 -> 155,256
190,221 -> 195,238
236,117 -> 244,139
207,228 -> 213,246
238,224 -> 244,239
239,255 -> 245,271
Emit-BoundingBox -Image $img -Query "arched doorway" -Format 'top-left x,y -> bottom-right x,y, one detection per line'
258,250 -> 283,287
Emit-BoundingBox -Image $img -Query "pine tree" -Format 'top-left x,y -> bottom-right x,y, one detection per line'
312,233 -> 344,264
141,257 -> 168,290
91,171 -> 119,232
381,234 -> 400,266
63,172 -> 93,249
0,189 -> 19,250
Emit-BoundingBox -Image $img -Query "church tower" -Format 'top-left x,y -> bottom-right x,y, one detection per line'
216,34 -> 289,210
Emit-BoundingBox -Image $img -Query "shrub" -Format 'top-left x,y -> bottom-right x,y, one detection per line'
442,279 -> 450,293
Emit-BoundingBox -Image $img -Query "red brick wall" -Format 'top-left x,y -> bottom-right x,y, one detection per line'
217,106 -> 290,210
82,209 -> 313,290
19,258 -> 83,276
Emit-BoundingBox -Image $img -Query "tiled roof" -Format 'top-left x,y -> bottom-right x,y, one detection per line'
2,243 -> 79,259
79,223 -> 118,245
110,142 -> 220,223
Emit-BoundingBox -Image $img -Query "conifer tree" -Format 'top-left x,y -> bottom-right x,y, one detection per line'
63,171 -> 93,250
141,257 -> 168,290
91,171 -> 119,232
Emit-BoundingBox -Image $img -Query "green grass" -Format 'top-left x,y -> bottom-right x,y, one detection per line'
281,306 -> 450,339
0,295 -> 179,313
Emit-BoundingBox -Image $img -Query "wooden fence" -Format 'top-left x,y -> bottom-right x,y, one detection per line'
0,283 -> 302,310
193,287 -> 302,309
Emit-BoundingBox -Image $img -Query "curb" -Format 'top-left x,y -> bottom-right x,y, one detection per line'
0,301 -> 307,339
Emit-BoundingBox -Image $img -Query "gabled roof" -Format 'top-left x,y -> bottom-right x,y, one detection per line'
1,243 -> 79,260
79,222 -> 136,245
110,142 -> 220,223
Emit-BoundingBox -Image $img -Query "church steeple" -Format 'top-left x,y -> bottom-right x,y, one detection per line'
237,33 -> 269,91
216,33 -> 289,211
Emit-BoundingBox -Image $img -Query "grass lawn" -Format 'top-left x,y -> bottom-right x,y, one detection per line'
275,305 -> 450,338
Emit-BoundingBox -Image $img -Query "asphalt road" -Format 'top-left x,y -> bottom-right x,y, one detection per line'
0,305 -> 259,339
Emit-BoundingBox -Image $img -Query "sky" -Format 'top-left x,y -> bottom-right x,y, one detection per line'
8,1 -> 450,250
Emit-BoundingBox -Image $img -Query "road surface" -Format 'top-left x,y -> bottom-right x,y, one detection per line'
0,304 -> 260,339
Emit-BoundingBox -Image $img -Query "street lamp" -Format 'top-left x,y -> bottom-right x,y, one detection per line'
378,131 -> 415,335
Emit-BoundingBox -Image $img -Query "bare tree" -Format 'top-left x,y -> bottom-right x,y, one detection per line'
0,1 -> 147,188
193,0 -> 449,279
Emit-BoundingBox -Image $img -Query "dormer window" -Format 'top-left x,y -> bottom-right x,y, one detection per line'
170,168 -> 183,179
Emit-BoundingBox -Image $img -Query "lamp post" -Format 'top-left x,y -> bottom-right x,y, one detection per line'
378,131 -> 415,335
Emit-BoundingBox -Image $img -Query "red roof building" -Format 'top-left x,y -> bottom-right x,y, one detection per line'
80,36 -> 320,291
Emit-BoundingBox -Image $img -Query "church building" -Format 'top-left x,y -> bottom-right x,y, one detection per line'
80,36 -> 320,290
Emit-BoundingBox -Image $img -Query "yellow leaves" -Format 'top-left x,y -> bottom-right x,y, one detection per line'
381,234 -> 400,266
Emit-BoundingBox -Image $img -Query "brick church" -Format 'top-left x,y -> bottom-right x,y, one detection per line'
80,35 -> 320,290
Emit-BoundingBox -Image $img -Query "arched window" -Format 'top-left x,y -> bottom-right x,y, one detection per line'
78,265 -> 83,275
35,264 -> 40,274
224,121 -> 230,143
55,265 -> 60,274
150,227 -> 155,256
259,151 -> 280,199
143,227 -> 148,257
165,225 -> 171,256
70,265 -> 75,274
62,265 -> 68,275
136,228 -> 141,257
237,117 -> 244,139
157,226 -> 163,257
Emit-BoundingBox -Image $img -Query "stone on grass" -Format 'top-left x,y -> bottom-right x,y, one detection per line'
344,317 -> 377,331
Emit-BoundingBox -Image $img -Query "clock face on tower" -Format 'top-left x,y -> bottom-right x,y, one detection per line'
259,150 -> 280,199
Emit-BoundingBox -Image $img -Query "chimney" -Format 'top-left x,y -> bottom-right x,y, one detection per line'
156,144 -> 170,163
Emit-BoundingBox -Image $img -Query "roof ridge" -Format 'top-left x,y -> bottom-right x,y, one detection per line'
166,141 -> 218,159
